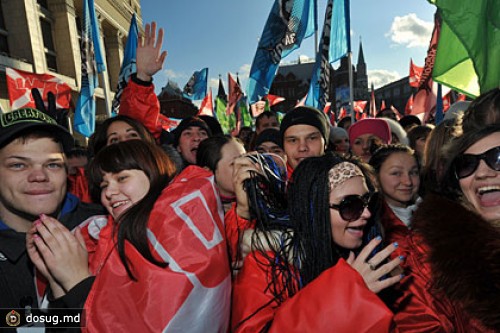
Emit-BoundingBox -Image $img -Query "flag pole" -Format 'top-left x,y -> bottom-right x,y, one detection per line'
348,51 -> 354,123
101,72 -> 112,118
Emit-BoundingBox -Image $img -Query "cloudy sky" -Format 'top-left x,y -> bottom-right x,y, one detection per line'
140,0 -> 435,96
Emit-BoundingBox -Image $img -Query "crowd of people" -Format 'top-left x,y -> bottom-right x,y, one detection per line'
0,21 -> 499,333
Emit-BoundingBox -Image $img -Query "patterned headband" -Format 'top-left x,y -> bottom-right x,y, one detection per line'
328,162 -> 364,191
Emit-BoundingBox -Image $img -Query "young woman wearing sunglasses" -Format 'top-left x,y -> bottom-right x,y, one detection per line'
392,125 -> 500,332
231,152 -> 404,332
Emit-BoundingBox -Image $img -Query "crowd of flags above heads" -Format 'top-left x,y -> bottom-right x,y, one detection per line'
2,0 -> 498,136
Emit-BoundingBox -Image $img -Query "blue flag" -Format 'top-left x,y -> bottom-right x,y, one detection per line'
183,68 -> 208,100
306,0 -> 333,111
111,14 -> 138,115
74,0 -> 106,137
330,0 -> 350,63
247,0 -> 317,104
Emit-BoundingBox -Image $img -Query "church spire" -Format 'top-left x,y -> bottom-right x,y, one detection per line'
357,37 -> 365,66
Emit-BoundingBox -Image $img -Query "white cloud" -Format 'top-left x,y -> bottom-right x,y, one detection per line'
208,78 -> 219,92
368,69 -> 401,89
386,13 -> 433,48
163,69 -> 184,80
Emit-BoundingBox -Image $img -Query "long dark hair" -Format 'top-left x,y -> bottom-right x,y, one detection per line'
289,153 -> 381,288
89,115 -> 156,156
88,140 -> 177,280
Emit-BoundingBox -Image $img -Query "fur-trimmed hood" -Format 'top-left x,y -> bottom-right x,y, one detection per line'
411,194 -> 500,330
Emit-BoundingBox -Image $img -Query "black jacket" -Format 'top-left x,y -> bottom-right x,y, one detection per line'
0,196 -> 105,310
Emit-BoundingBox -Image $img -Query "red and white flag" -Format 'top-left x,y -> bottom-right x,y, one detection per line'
157,114 -> 180,131
323,102 -> 331,114
198,88 -> 214,116
409,59 -> 423,88
390,105 -> 403,120
6,67 -> 72,110
265,94 -> 285,106
354,101 -> 368,120
405,94 -> 414,114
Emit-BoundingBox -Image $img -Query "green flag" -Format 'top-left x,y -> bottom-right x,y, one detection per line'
239,97 -> 253,127
432,0 -> 500,97
215,96 -> 229,133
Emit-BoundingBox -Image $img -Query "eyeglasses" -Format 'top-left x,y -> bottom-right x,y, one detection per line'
454,146 -> 500,179
329,192 -> 376,222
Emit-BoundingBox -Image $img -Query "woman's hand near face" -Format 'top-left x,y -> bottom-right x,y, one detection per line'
28,214 -> 91,294
232,154 -> 263,220
346,237 -> 404,293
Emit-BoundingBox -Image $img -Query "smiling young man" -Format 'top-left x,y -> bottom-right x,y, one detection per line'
0,108 -> 105,310
280,106 -> 330,176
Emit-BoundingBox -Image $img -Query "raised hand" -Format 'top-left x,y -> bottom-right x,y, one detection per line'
28,214 -> 90,294
136,21 -> 167,82
346,237 -> 404,293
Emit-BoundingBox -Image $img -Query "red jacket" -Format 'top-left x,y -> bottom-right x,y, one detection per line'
232,251 -> 393,332
82,166 -> 231,332
119,77 -> 162,140
391,194 -> 499,332
379,201 -> 410,261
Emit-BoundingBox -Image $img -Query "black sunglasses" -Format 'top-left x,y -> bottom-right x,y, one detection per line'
329,192 -> 376,222
455,146 -> 500,179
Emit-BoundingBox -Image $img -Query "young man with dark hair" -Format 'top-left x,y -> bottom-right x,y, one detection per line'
0,108 -> 106,310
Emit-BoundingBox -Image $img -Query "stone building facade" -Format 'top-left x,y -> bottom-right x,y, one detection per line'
0,0 -> 141,124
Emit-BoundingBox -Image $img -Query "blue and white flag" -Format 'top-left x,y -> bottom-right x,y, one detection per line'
247,0 -> 317,104
306,0 -> 333,111
74,0 -> 106,137
111,13 -> 138,115
183,67 -> 208,100
330,0 -> 350,63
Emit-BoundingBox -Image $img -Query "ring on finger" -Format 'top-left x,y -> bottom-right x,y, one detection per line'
367,261 -> 377,271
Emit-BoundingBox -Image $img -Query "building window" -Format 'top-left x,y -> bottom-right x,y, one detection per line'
0,3 -> 9,56
40,18 -> 57,71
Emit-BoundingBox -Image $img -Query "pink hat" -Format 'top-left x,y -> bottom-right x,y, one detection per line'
348,118 -> 392,143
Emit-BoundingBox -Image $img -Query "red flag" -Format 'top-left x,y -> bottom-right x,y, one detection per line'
353,101 -> 367,113
369,85 -> 377,118
390,105 -> 403,120
198,88 -> 214,116
456,93 -> 466,102
442,91 -> 452,112
265,94 -> 285,106
338,107 -> 347,120
6,67 -> 72,110
409,59 -> 423,88
380,100 -> 386,110
411,13 -> 450,120
405,94 -> 414,114
323,102 -> 331,114
157,114 -> 180,131
226,73 -> 242,116
353,101 -> 368,120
